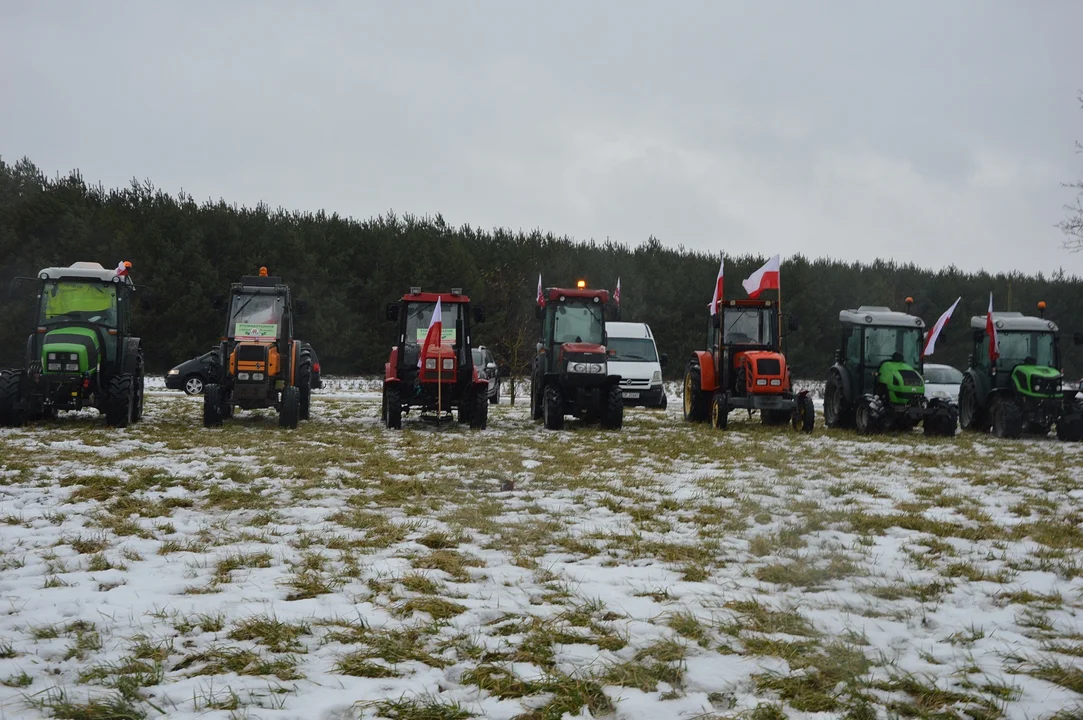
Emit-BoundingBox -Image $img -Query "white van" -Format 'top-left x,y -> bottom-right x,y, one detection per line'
605,321 -> 668,409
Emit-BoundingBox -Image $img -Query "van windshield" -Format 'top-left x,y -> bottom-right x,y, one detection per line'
607,337 -> 658,362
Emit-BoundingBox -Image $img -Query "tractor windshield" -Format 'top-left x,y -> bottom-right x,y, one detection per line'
405,302 -> 464,345
553,300 -> 604,345
39,280 -> 118,327
229,291 -> 284,339
722,307 -> 775,346
864,326 -> 921,368
996,331 -> 1056,369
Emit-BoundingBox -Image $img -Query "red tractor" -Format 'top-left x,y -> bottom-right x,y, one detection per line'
683,298 -> 814,431
381,287 -> 502,429
530,280 -> 624,430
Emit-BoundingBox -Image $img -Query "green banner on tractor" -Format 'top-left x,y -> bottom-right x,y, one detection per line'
235,323 -> 278,339
415,328 -> 456,342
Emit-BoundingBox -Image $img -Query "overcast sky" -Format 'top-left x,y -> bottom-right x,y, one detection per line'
2,1 -> 1082,277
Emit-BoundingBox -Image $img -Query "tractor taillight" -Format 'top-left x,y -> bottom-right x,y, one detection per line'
82,377 -> 90,389
313,363 -> 320,372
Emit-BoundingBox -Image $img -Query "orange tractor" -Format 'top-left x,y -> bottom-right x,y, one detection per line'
683,298 -> 814,431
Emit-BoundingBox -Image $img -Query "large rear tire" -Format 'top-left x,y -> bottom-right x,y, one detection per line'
132,354 -> 145,423
530,375 -> 543,422
1057,403 -> 1083,442
470,386 -> 489,430
992,395 -> 1023,439
298,361 -> 312,421
385,384 -> 402,429
602,384 -> 624,430
824,372 -> 852,429
792,394 -> 815,433
0,371 -> 24,427
683,367 -> 709,423
203,383 -> 222,427
543,384 -> 564,430
105,374 -> 134,428
279,386 -> 300,429
959,375 -> 989,432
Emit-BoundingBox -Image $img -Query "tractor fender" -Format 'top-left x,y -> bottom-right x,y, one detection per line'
963,368 -> 991,409
797,388 -> 810,398
828,364 -> 853,402
385,347 -> 401,382
691,350 -> 717,392
120,338 -> 142,375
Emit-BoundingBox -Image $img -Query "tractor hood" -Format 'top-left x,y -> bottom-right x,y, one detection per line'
41,327 -> 100,375
1011,365 -> 1063,398
878,361 -> 924,396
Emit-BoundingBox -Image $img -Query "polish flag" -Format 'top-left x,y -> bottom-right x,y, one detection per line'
417,297 -> 443,368
536,274 -> 544,307
614,277 -> 621,306
709,258 -> 724,315
742,254 -> 780,298
986,292 -> 999,364
114,261 -> 131,277
921,296 -> 960,358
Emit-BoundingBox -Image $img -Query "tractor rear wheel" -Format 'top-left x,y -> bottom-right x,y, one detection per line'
459,389 -> 473,424
132,353 -> 145,423
279,386 -> 300,429
602,384 -> 623,430
683,367 -> 709,423
470,386 -> 489,430
0,371 -> 24,427
824,373 -> 853,429
992,396 -> 1023,439
298,362 -> 312,421
959,376 -> 989,432
530,375 -> 544,422
543,384 -> 564,430
105,374 -> 134,428
854,396 -> 879,435
385,384 -> 402,429
792,395 -> 815,433
710,391 -> 728,430
203,383 -> 222,427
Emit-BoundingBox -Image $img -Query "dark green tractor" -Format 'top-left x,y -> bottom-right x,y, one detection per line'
958,303 -> 1083,440
823,303 -> 957,436
0,261 -> 146,427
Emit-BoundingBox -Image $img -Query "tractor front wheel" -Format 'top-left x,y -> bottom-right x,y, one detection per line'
959,376 -> 989,432
792,394 -> 815,433
854,396 -> 880,435
1057,405 -> 1083,442
683,367 -> 708,423
710,391 -> 728,430
203,383 -> 222,427
0,371 -> 24,427
602,384 -> 623,430
105,374 -> 135,428
543,384 -> 564,430
530,375 -> 544,422
992,396 -> 1023,439
470,386 -> 489,430
279,386 -> 300,429
385,384 -> 402,429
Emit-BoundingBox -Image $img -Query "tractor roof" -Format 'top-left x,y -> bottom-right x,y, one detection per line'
546,288 -> 609,303
402,290 -> 472,304
38,262 -> 132,285
839,306 -> 925,328
969,312 -> 1058,333
718,298 -> 777,310
237,274 -> 284,288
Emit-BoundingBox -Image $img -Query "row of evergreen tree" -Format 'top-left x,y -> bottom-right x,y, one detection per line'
3,155 -> 1083,382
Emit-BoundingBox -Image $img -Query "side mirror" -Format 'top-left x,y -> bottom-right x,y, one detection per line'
295,299 -> 309,315
1074,332 -> 1083,346
660,353 -> 668,367
498,364 -> 511,378
386,304 -> 400,322
473,306 -> 485,323
212,294 -> 225,311
711,313 -> 721,328
486,362 -> 497,369
534,305 -> 544,320
788,315 -> 799,332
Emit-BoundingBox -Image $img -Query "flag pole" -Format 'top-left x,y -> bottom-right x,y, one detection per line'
777,261 -> 783,351
437,344 -> 442,424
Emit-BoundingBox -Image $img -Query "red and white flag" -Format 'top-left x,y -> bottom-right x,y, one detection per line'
986,292 -> 999,364
417,297 -> 443,368
709,258 -> 724,315
536,274 -> 544,307
921,296 -> 960,358
614,277 -> 621,306
742,254 -> 780,298
114,261 -> 130,277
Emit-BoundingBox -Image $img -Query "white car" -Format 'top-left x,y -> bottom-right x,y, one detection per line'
605,321 -> 667,409
923,363 -> 963,403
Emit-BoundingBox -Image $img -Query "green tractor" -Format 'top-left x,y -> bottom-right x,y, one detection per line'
958,302 -> 1083,440
823,302 -> 958,436
0,261 -> 146,427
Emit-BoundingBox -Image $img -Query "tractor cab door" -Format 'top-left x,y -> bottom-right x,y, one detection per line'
540,305 -> 555,374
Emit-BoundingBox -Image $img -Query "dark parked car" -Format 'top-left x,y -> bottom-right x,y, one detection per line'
472,345 -> 508,404
165,349 -> 221,395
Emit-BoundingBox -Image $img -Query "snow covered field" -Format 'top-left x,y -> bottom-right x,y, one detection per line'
1,380 -> 1082,720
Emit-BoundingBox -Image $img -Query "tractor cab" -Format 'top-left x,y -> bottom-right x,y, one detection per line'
382,287 -> 494,429
531,280 -> 624,430
709,299 -> 789,398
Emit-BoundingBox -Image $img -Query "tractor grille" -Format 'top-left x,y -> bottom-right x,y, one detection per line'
756,358 -> 781,375
899,369 -> 923,387
237,345 -> 268,362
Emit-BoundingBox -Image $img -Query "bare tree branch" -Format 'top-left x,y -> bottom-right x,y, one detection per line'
1059,95 -> 1083,252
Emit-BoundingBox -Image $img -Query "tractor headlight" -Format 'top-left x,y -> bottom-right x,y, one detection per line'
442,358 -> 454,370
65,363 -> 79,372
253,372 -> 264,381
47,363 -> 61,371
769,379 -> 781,386
425,358 -> 437,370
48,353 -> 57,361
651,370 -> 662,384
238,372 -> 250,380
569,362 -> 604,374
756,379 -> 768,386
68,353 -> 79,362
